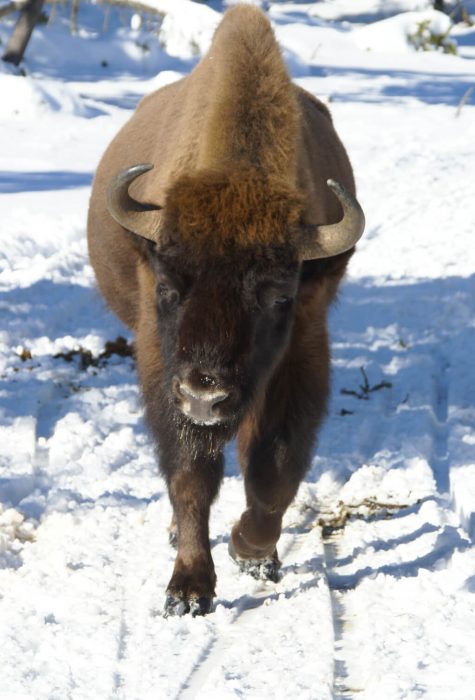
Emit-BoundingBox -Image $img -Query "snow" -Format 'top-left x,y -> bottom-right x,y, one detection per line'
353,10 -> 454,54
155,1 -> 221,57
1,0 -> 475,697
272,0 -> 434,23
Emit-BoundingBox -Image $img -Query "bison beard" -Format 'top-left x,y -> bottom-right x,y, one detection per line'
87,5 -> 364,616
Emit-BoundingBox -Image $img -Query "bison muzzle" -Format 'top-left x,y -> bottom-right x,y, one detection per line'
87,5 -> 364,616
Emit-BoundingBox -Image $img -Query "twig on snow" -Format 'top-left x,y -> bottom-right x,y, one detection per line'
455,86 -> 474,117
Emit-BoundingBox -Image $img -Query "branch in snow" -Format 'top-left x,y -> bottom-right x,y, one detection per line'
455,86 -> 474,117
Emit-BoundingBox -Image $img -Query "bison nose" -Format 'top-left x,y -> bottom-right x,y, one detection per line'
172,375 -> 230,425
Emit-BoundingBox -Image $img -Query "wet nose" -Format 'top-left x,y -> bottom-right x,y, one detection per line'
172,372 -> 230,425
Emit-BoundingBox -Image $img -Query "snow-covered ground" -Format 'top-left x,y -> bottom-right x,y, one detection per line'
1,1 -> 475,697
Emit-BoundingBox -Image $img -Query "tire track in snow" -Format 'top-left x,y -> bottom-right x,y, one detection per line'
430,349 -> 450,494
28,367 -> 80,517
112,612 -> 129,697
99,502 -> 173,699
322,529 -> 360,700
178,501 -> 372,699
177,505 -> 322,699
30,369 -> 146,697
33,380 -> 67,479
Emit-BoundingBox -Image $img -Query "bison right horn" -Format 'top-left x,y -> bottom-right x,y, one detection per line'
299,179 -> 365,260
107,164 -> 162,242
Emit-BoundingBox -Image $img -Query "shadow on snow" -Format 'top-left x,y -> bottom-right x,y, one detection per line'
289,57 -> 475,107
0,171 -> 93,194
313,273 -> 475,496
1,273 -> 474,573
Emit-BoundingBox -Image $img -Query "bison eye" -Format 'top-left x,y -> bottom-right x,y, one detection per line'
273,295 -> 292,307
256,281 -> 296,311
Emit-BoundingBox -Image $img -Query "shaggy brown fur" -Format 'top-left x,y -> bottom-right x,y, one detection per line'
162,168 -> 304,255
87,4 -> 361,617
194,6 -> 299,178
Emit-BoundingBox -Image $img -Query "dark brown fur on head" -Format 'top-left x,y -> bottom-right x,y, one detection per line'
161,168 -> 304,257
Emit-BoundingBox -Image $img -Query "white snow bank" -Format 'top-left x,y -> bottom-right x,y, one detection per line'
143,0 -> 221,58
224,0 -> 267,7
149,69 -> 184,91
353,10 -> 454,54
308,0 -> 434,22
0,72 -> 88,120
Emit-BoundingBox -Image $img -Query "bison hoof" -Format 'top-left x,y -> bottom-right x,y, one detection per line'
228,540 -> 281,583
164,593 -> 213,618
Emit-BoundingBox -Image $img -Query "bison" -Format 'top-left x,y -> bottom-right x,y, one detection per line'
87,5 -> 364,616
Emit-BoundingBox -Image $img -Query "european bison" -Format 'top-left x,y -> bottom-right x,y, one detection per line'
87,5 -> 364,616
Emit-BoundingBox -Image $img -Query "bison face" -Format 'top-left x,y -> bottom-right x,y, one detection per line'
107,166 -> 363,436
151,246 -> 300,431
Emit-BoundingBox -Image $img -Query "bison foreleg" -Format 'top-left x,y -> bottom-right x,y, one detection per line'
232,406 -> 321,580
162,448 -> 224,617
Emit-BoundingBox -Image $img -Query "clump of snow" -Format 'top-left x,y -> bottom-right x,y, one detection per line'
151,0 -> 221,58
339,459 -> 436,506
353,10 -> 455,54
130,13 -> 142,31
0,507 -> 35,542
0,505 -> 35,567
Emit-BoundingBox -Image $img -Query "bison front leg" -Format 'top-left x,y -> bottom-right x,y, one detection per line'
162,445 -> 224,617
230,424 -> 312,582
231,356 -> 328,581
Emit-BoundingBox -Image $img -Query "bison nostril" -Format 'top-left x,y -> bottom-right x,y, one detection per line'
172,374 -> 231,424
199,373 -> 216,388
191,370 -> 218,389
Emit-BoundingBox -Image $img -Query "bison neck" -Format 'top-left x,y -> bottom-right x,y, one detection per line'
194,6 -> 299,181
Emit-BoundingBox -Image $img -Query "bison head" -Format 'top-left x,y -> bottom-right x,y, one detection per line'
106,165 -> 364,432
151,243 -> 300,429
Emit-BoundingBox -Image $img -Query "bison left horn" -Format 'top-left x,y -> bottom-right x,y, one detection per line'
299,179 -> 365,260
107,164 -> 162,242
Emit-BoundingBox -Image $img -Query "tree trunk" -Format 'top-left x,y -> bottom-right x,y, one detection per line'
70,0 -> 79,34
2,0 -> 45,66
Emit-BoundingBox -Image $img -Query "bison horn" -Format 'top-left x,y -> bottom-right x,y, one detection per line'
107,164 -> 162,242
299,179 -> 365,260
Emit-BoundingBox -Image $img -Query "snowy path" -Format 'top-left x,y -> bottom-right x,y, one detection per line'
1,2 -> 475,698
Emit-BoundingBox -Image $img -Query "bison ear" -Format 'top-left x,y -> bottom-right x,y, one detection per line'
298,179 -> 365,260
107,164 -> 163,243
